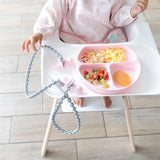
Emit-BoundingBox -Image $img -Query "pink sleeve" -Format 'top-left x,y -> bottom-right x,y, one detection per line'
110,1 -> 136,27
33,0 -> 68,40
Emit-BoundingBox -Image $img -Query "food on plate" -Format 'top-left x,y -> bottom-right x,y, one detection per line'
83,67 -> 109,88
81,48 -> 126,63
113,71 -> 131,87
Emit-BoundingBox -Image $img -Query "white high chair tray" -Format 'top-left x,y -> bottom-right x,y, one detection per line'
41,17 -> 160,111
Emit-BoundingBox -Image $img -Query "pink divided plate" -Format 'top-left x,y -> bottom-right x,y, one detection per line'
77,45 -> 141,94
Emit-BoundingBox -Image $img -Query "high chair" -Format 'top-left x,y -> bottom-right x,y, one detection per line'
26,13 -> 160,157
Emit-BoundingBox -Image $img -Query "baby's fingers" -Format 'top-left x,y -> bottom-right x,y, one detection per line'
21,40 -> 27,51
137,0 -> 148,10
31,38 -> 37,51
25,39 -> 31,53
38,39 -> 42,47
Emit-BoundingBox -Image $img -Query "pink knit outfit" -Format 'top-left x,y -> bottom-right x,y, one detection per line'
33,0 -> 136,44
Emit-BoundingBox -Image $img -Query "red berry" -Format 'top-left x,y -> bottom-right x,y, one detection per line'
104,71 -> 108,75
93,74 -> 98,79
99,73 -> 104,77
101,70 -> 105,74
106,74 -> 109,79
89,75 -> 93,79
103,74 -> 109,80
97,70 -> 101,74
83,70 -> 88,75
103,76 -> 107,80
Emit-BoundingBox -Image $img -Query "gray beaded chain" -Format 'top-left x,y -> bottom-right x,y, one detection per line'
52,80 -> 80,134
25,45 -> 80,134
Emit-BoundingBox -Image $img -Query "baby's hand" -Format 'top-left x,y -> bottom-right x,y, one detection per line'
131,0 -> 148,18
21,33 -> 43,53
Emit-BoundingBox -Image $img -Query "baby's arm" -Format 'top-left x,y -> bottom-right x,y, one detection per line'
130,0 -> 148,18
110,0 -> 148,27
22,0 -> 68,52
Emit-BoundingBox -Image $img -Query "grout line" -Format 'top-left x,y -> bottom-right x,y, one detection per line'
0,112 -> 74,118
8,116 -> 13,143
129,106 -> 160,110
106,132 -> 160,138
16,55 -> 20,73
1,132 -> 160,146
0,106 -> 160,118
0,71 -> 40,75
75,140 -> 79,160
0,91 -> 39,95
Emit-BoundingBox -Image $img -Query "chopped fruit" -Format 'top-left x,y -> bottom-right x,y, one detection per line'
93,74 -> 98,79
101,84 -> 109,89
97,70 -> 101,75
100,79 -> 105,84
103,74 -> 109,80
89,75 -> 93,79
83,67 -> 109,89
90,81 -> 94,84
83,70 -> 88,75
94,79 -> 98,83
98,73 -> 104,77
85,74 -> 90,79
101,69 -> 105,74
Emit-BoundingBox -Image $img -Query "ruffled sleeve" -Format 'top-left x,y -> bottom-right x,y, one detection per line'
110,1 -> 137,27
33,0 -> 68,40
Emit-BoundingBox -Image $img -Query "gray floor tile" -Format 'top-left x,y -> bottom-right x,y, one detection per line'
11,115 -> 49,143
11,112 -> 105,143
42,95 -> 63,114
0,40 -> 22,56
129,95 -> 160,108
0,26 -> 33,41
42,94 -> 54,114
50,112 -> 106,140
0,72 -> 41,93
0,93 -> 42,116
0,4 -> 44,15
77,134 -> 160,160
103,108 -> 160,137
21,13 -> 39,26
3,0 -> 46,4
0,140 -> 77,160
0,117 -> 11,144
0,15 -> 21,27
18,55 -> 41,72
0,56 -> 18,73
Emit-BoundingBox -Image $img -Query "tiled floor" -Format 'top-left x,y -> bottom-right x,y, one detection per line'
0,0 -> 160,159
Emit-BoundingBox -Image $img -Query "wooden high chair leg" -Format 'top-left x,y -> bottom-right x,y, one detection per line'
41,98 -> 59,157
123,96 -> 136,152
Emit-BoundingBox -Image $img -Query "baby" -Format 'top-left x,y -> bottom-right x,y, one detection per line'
22,0 -> 148,108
